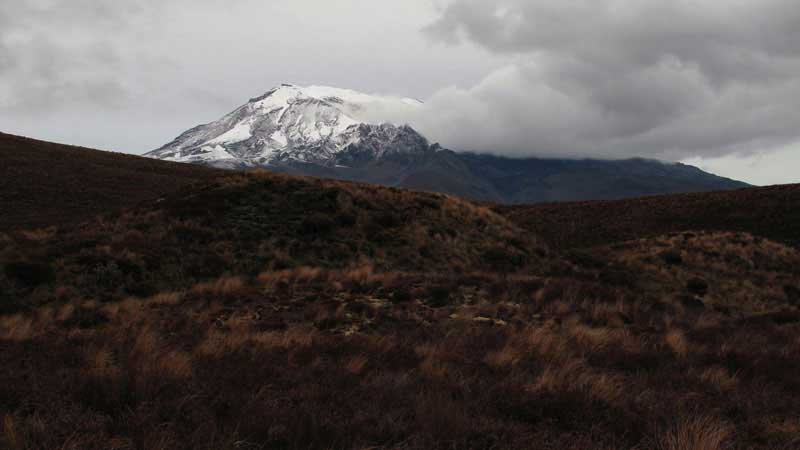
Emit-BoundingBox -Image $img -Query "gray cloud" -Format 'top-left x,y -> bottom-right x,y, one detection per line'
0,0 -> 504,154
0,0 -> 797,185
0,0 -> 152,112
410,0 -> 800,160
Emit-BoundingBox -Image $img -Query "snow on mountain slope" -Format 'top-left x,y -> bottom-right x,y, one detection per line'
146,84 -> 428,167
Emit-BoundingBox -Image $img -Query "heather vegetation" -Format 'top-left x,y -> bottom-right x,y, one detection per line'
498,184 -> 800,250
0,171 -> 543,313
1,169 -> 799,449
0,132 -> 221,232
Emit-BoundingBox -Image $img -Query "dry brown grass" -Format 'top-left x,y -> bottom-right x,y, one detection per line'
191,276 -> 246,297
154,350 -> 193,380
343,354 -> 369,375
528,358 -> 625,406
665,329 -> 690,360
698,366 -> 738,392
0,315 -> 34,341
498,183 -> 800,250
146,291 -> 184,306
1,170 -> 799,449
0,278 -> 797,449
2,414 -> 19,450
658,416 -> 733,450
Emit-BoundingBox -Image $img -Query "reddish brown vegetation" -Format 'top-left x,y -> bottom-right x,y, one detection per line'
0,132 -> 222,231
497,184 -> 800,250
1,258 -> 799,449
1,139 -> 799,449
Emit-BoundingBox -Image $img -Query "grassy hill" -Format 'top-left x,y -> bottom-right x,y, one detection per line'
0,171 -> 545,313
0,134 -> 799,449
0,132 -> 222,231
497,184 -> 800,250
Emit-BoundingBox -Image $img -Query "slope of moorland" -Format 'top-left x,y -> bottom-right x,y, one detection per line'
0,171 -> 544,313
0,132 -> 222,231
0,137 -> 799,449
496,183 -> 800,250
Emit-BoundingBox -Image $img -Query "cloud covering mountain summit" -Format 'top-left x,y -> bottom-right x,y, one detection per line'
405,0 -> 800,161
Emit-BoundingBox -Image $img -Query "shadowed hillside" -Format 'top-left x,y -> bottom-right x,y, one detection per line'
0,171 -> 545,313
497,184 -> 800,250
1,136 -> 799,449
0,132 -> 222,231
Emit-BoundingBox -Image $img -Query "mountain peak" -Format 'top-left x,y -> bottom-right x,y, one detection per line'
147,84 -> 428,168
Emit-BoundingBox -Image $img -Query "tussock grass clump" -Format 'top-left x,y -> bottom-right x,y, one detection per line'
658,416 -> 733,450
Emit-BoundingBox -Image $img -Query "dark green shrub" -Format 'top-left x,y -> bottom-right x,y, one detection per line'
784,284 -> 800,304
426,285 -> 450,308
4,261 -> 54,287
391,288 -> 413,303
62,306 -> 109,329
599,269 -> 636,287
416,197 -> 441,210
336,211 -> 357,227
686,277 -> 709,296
482,246 -> 525,272
679,295 -> 705,310
566,250 -> 606,269
300,213 -> 335,235
660,250 -> 683,265
374,212 -> 401,229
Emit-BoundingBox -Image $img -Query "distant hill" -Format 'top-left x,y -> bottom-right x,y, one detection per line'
0,132 -> 222,231
497,183 -> 800,250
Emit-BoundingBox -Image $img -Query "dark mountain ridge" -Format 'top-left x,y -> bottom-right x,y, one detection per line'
269,147 -> 748,203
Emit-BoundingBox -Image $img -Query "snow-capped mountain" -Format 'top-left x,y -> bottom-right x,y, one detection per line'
147,83 -> 749,203
146,84 -> 429,168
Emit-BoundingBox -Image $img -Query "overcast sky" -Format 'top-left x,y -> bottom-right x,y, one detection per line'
1,0 -> 798,185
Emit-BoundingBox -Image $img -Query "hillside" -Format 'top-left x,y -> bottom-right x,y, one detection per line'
0,171 -> 545,313
1,136 -> 799,449
497,184 -> 800,250
0,132 -> 222,231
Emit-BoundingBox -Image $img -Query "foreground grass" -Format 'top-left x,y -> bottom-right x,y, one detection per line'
1,173 -> 799,449
1,261 -> 799,449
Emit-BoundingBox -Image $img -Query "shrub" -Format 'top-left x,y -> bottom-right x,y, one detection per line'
659,416 -> 732,450
660,250 -> 684,266
679,295 -> 705,311
665,329 -> 690,360
335,211 -> 357,227
391,288 -> 413,303
374,212 -> 401,229
4,261 -> 54,287
61,306 -> 109,329
784,284 -> 800,304
482,246 -> 525,272
686,277 -> 709,296
91,262 -> 124,293
566,249 -> 606,269
599,268 -> 637,286
300,213 -> 335,235
426,285 -> 451,307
